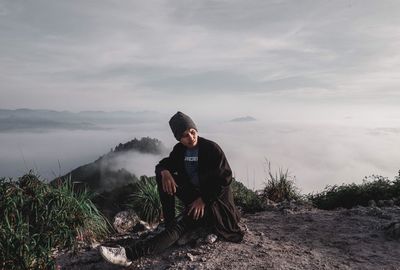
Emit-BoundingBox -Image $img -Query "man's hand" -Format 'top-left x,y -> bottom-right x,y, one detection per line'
187,197 -> 205,220
161,170 -> 178,196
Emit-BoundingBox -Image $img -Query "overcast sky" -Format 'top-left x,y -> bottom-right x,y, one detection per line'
1,0 -> 400,192
1,0 -> 400,113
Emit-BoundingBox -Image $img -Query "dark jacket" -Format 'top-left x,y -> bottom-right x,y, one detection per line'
155,137 -> 244,242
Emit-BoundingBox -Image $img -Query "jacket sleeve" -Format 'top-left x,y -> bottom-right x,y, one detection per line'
201,142 -> 233,204
155,143 -> 181,175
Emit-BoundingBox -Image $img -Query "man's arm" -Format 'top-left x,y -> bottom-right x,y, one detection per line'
200,141 -> 233,204
160,169 -> 178,195
155,143 -> 181,175
155,144 -> 181,195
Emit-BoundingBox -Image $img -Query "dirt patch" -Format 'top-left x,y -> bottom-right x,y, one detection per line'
57,206 -> 400,269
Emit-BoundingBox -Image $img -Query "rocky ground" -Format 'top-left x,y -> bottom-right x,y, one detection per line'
56,204 -> 400,270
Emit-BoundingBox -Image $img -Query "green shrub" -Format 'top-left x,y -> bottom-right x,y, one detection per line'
0,173 -> 110,270
231,179 -> 264,213
127,176 -> 162,224
127,176 -> 184,224
262,160 -> 301,202
308,172 -> 400,210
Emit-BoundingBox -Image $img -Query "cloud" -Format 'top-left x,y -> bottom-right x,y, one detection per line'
107,151 -> 164,179
1,0 -> 400,111
207,120 -> 400,193
1,114 -> 399,194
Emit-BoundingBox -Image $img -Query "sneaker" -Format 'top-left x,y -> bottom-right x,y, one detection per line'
99,245 -> 132,266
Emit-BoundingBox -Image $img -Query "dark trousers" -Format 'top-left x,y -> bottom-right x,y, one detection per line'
124,173 -> 209,260
156,172 -> 201,225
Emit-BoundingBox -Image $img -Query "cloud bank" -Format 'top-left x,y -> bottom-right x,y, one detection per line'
1,0 -> 399,113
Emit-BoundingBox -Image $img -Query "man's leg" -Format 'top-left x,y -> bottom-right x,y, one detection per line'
109,179 -> 211,262
125,211 -> 205,260
156,173 -> 176,225
102,175 -> 211,264
156,173 -> 200,225
174,176 -> 201,206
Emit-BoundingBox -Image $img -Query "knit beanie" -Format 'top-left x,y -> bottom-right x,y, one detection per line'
169,111 -> 197,140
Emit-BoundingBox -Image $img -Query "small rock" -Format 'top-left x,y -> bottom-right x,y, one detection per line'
377,200 -> 385,207
263,198 -> 278,211
240,223 -> 249,232
393,197 -> 400,206
90,241 -> 100,249
384,222 -> 400,239
282,209 -> 294,215
186,252 -> 196,261
190,250 -> 203,256
368,200 -> 377,207
205,234 -> 218,244
113,210 -> 141,234
264,198 -> 277,206
385,200 -> 395,207
255,243 -> 264,248
366,207 -> 383,217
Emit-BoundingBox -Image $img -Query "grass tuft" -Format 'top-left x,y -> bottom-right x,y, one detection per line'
127,176 -> 162,224
262,160 -> 301,202
0,172 -> 110,270
126,176 -> 184,224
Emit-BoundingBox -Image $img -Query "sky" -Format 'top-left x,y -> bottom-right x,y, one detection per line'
1,0 -> 400,193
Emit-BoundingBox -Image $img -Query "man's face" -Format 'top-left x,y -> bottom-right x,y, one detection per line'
180,128 -> 198,148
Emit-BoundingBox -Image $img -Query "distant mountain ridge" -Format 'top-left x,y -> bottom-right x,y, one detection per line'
0,109 -> 162,132
52,137 -> 166,193
114,137 -> 167,154
230,116 -> 257,122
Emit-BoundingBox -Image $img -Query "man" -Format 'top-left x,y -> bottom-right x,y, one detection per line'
100,111 -> 243,266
